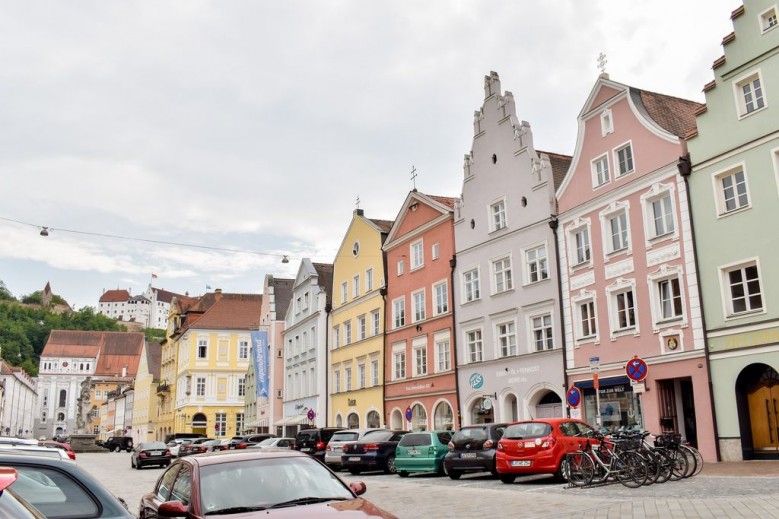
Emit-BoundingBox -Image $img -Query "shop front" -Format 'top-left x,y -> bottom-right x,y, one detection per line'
384,373 -> 458,431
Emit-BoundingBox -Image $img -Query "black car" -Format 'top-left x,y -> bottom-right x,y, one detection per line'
178,438 -> 215,457
341,429 -> 408,474
104,436 -> 134,453
131,441 -> 172,469
293,427 -> 342,461
224,433 -> 276,450
442,423 -> 508,479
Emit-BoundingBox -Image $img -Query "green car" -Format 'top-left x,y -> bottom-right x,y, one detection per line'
395,430 -> 454,477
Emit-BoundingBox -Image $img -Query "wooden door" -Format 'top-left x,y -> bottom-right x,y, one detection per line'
748,384 -> 779,452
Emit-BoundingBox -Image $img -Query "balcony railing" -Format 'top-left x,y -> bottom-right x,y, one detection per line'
156,383 -> 170,394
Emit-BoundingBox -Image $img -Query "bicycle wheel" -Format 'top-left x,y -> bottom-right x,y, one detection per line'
679,445 -> 696,478
668,449 -> 689,481
616,451 -> 648,488
681,444 -> 704,477
640,451 -> 661,485
653,449 -> 673,484
564,452 -> 595,487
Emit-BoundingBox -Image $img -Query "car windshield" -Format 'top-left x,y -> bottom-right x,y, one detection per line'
330,432 -> 359,442
258,438 -> 277,446
360,430 -> 394,442
452,428 -> 487,442
199,456 -> 353,514
503,422 -> 553,440
399,434 -> 431,447
142,442 -> 167,450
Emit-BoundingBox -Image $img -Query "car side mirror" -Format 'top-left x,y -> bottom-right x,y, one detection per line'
349,481 -> 367,496
158,501 -> 188,517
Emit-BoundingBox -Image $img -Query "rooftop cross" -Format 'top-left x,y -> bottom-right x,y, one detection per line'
597,52 -> 608,75
410,166 -> 417,191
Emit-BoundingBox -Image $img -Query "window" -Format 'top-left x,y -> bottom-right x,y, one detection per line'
532,314 -> 554,351
14,465 -> 100,517
526,245 -> 548,283
493,257 -> 513,293
411,240 -> 424,269
715,166 -> 750,215
197,339 -> 208,359
578,300 -> 597,339
592,155 -> 610,186
344,367 -> 352,391
344,321 -> 352,345
393,298 -> 406,328
572,225 -> 591,266
332,326 -> 340,348
436,336 -> 451,372
302,292 -> 309,310
397,259 -> 405,276
600,109 -> 613,135
58,390 -> 66,408
735,72 -> 766,116
650,192 -> 675,238
341,282 -> 348,303
414,345 -> 428,376
196,377 -> 206,397
236,413 -> 244,433
724,262 -> 763,315
432,243 -> 440,260
358,315 -> 366,340
332,369 -> 341,393
607,211 -> 629,253
496,322 -> 517,357
412,290 -> 426,322
491,199 -> 507,231
615,143 -> 634,176
761,6 -> 778,32
358,363 -> 366,389
239,340 -> 249,360
393,349 -> 406,380
366,268 -> 374,291
613,289 -> 637,331
658,277 -> 684,321
371,358 -> 379,386
371,310 -> 380,336
238,377 -> 246,397
353,275 -> 360,298
433,281 -> 448,315
466,330 -> 483,363
215,413 -> 226,437
463,268 -> 480,302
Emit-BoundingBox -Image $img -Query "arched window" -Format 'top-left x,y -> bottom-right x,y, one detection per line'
433,401 -> 454,430
366,410 -> 381,428
411,404 -> 427,430
58,390 -> 66,408
57,412 -> 65,421
347,412 -> 359,429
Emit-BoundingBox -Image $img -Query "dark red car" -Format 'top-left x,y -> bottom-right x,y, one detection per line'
38,440 -> 76,460
139,450 -> 398,518
495,418 -> 597,483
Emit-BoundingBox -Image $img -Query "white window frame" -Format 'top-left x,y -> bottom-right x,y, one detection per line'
641,183 -> 678,243
197,339 -> 208,359
760,5 -> 779,33
344,366 -> 352,391
600,201 -> 632,257
733,69 -> 767,118
492,255 -> 514,294
371,357 -> 379,386
592,153 -> 611,187
344,321 -> 352,345
434,331 -> 451,373
719,258 -> 766,319
600,109 -> 613,136
392,297 -> 406,329
358,362 -> 366,389
464,328 -> 483,363
333,368 -> 341,393
524,243 -> 548,285
411,239 -> 424,270
332,326 -> 340,349
358,315 -> 366,340
341,281 -> 348,304
712,163 -> 751,217
412,289 -> 426,323
647,266 -> 687,329
196,376 -> 206,397
572,291 -> 599,344
238,339 -> 249,360
462,267 -> 481,303
397,259 -> 405,276
412,337 -> 427,376
613,141 -> 635,177
529,312 -> 554,352
366,268 -> 374,291
431,243 -> 440,260
433,280 -> 448,316
371,310 -> 380,336
353,274 -> 360,298
490,198 -> 507,231
495,320 -> 517,358
606,279 -> 639,338
392,342 -> 406,381
567,219 -> 593,268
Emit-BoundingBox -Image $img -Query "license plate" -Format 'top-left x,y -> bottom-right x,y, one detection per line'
511,460 -> 531,467
151,451 -> 163,456
460,453 -> 477,458
301,447 -> 312,452
348,457 -> 360,462
524,442 -> 536,448
333,447 -> 342,453
408,449 -> 420,455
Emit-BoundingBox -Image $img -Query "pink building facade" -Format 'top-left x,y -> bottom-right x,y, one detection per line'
555,76 -> 717,461
383,192 -> 459,431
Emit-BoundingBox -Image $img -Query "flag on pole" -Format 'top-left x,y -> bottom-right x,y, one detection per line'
151,273 -> 158,279
206,285 -> 212,290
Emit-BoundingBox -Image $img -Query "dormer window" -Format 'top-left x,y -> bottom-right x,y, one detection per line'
600,109 -> 613,136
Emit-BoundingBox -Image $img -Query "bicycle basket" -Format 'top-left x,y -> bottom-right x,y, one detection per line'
655,432 -> 682,448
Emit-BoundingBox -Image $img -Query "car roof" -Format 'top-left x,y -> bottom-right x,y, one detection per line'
507,418 -> 585,425
180,448 -> 310,467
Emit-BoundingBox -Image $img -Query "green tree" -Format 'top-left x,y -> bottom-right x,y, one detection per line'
0,281 -> 14,302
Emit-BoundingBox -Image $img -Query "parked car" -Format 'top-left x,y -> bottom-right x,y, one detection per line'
0,452 -> 135,518
341,430 -> 408,475
104,436 -> 134,453
395,430 -> 454,477
293,427 -> 342,462
442,423 -> 509,480
0,444 -> 71,460
163,433 -> 206,444
166,438 -> 191,457
495,418 -> 597,483
39,440 -> 76,460
138,449 -> 399,518
131,441 -> 172,470
325,429 -> 383,469
225,433 -> 277,450
249,437 -> 295,450
179,438 -> 215,457
208,439 -> 232,452
0,467 -> 46,519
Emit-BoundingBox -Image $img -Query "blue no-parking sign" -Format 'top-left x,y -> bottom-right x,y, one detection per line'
626,356 -> 648,382
566,387 -> 582,408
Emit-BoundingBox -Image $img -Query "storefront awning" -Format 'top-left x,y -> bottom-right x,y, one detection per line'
273,416 -> 310,427
574,375 -> 630,389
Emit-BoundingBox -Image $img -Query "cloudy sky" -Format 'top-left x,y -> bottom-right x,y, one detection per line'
0,1 -> 734,312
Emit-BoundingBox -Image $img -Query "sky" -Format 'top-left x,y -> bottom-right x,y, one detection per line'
0,1 -> 736,312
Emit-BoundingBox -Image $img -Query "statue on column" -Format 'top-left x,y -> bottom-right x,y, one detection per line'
76,377 -> 92,433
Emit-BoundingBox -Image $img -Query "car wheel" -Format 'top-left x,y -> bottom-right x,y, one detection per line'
500,475 -> 515,484
349,468 -> 362,475
114,446 -> 121,453
489,462 -> 500,477
136,462 -> 142,470
385,455 -> 397,474
130,458 -> 135,468
398,471 -> 409,478
553,460 -> 567,482
447,470 -> 462,480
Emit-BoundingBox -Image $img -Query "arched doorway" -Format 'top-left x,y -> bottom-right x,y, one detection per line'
366,410 -> 381,428
503,394 -> 518,423
335,414 -> 343,428
736,363 -> 779,459
347,412 -> 359,429
191,412 -> 207,436
535,390 -> 563,418
470,397 -> 494,424
433,401 -> 454,430
411,404 -> 427,430
390,409 -> 403,430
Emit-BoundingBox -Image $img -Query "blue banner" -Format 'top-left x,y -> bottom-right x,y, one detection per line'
251,330 -> 269,398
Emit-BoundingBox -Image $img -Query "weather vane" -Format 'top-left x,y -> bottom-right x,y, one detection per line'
597,52 -> 608,75
355,195 -> 360,209
410,166 -> 417,191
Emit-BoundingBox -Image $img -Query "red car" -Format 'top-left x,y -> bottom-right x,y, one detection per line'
39,440 -> 76,460
495,418 -> 597,483
139,449 -> 398,518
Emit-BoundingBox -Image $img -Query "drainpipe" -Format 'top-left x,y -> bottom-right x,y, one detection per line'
549,216 -> 570,417
379,286 -> 387,428
449,254 -> 463,430
678,153 -> 721,462
324,302 -> 332,427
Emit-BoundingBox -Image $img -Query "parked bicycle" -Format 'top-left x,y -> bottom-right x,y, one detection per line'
564,431 -> 648,488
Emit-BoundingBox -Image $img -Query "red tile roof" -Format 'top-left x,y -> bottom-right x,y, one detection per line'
426,195 -> 458,209
185,294 -> 262,331
631,88 -> 703,139
537,151 -> 573,190
99,289 -> 130,303
369,219 -> 394,233
42,330 -> 145,376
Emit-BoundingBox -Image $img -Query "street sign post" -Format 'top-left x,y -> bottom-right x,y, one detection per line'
589,356 -> 601,427
626,356 -> 648,382
566,387 -> 581,408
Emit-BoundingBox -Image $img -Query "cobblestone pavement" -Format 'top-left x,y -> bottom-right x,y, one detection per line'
76,452 -> 779,519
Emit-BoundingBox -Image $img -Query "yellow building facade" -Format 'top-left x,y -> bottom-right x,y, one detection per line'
130,342 -> 160,444
330,209 -> 392,428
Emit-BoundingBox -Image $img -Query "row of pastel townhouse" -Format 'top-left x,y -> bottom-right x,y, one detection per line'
27,0 -> 779,463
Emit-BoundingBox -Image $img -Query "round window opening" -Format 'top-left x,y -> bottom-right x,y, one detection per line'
62,362 -> 69,367
352,241 -> 360,257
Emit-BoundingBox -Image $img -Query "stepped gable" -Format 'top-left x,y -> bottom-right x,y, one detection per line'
630,88 -> 702,138
186,293 -> 263,330
99,289 -> 130,303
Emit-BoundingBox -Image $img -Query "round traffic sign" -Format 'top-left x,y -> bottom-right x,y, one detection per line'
626,356 -> 648,382
307,409 -> 316,421
566,387 -> 581,408
405,407 -> 413,421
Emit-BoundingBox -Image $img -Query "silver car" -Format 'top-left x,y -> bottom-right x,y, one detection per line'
324,429 -> 383,469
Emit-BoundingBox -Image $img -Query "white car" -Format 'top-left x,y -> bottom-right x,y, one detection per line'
166,439 -> 192,458
248,437 -> 295,450
0,444 -> 70,460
